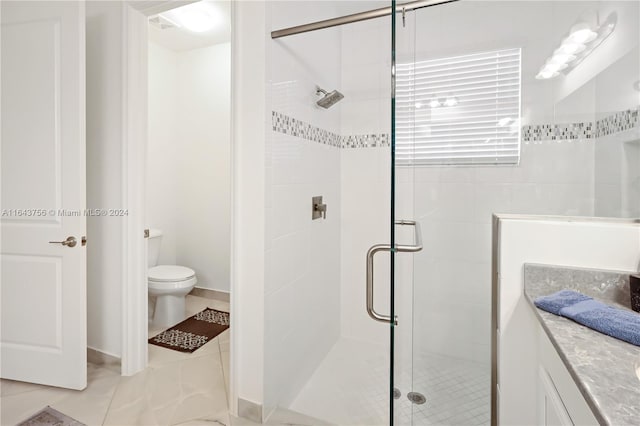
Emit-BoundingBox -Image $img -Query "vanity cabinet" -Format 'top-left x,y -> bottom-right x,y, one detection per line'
537,326 -> 599,426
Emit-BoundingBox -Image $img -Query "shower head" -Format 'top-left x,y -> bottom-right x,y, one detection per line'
316,87 -> 344,109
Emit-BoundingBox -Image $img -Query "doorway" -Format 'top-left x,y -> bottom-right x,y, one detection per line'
144,0 -> 232,385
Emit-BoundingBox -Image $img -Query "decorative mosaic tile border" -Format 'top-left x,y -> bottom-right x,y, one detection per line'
522,106 -> 639,142
272,111 -> 389,149
275,107 -> 639,148
342,133 -> 390,148
595,107 -> 639,138
522,122 -> 593,142
272,111 -> 341,148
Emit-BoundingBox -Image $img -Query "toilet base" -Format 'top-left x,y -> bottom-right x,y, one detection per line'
152,294 -> 186,328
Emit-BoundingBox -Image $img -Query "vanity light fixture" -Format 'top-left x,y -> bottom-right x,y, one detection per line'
536,13 -> 616,80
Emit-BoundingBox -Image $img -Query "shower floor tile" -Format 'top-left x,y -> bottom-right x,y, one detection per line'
289,338 -> 490,426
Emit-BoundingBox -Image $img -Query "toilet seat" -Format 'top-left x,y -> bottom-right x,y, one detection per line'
148,265 -> 195,282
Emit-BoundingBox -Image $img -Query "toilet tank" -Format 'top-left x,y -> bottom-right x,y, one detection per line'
147,228 -> 163,268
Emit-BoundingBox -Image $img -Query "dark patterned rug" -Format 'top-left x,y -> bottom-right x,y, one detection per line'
149,308 -> 229,353
18,406 -> 85,426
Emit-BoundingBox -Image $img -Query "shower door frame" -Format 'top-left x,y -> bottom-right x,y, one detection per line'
270,0 -> 458,39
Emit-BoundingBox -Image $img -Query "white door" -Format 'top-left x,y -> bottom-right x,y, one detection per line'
1,1 -> 87,390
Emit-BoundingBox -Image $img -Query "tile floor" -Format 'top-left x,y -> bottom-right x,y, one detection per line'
1,296 -> 489,426
1,295 -> 234,426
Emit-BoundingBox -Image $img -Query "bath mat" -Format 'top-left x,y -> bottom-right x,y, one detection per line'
17,406 -> 86,426
149,308 -> 229,353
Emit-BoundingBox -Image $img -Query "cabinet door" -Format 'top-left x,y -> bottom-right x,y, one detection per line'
538,366 -> 573,426
538,327 -> 600,425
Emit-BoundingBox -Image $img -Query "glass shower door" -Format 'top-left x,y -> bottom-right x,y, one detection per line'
391,3 -> 521,424
268,2 -> 400,425
392,1 -> 640,425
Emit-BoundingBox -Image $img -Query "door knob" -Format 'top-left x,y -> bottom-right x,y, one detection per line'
49,236 -> 77,247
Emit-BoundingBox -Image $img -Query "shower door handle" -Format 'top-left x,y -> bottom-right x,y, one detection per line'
366,244 -> 395,324
394,220 -> 423,253
366,220 -> 423,325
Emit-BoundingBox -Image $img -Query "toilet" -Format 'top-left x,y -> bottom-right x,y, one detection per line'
147,229 -> 197,327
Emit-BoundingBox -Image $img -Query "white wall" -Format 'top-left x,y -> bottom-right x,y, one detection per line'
86,1 -> 126,358
231,0 -> 268,416
176,43 -> 231,292
148,42 -> 179,266
147,42 -> 231,292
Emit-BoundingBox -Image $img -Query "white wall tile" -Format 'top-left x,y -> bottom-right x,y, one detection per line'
264,1 -> 343,411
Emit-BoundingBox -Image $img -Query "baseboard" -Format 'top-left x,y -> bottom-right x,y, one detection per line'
190,287 -> 230,303
87,347 -> 121,373
237,398 -> 263,424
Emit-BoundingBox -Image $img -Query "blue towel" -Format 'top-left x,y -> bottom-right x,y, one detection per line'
535,290 -> 640,347
533,289 -> 591,315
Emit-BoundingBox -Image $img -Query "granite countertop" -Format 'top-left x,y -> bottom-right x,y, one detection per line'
524,264 -> 640,426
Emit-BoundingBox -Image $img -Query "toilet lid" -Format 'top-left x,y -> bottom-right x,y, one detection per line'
148,265 -> 195,282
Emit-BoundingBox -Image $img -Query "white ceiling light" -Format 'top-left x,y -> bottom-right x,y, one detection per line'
160,2 -> 220,33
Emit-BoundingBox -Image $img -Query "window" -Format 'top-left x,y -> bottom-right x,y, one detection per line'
396,48 -> 521,166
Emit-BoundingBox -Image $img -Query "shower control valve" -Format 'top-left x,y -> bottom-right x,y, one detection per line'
312,196 -> 327,220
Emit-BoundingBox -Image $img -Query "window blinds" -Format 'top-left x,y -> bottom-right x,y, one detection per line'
395,48 -> 521,166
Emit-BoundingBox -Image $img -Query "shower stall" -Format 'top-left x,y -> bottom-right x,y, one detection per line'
263,0 -> 640,424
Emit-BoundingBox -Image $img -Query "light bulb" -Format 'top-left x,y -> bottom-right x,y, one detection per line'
556,42 -> 586,55
567,23 -> 598,44
415,102 -> 423,109
536,70 -> 559,80
543,62 -> 568,73
429,99 -> 441,108
548,53 -> 576,65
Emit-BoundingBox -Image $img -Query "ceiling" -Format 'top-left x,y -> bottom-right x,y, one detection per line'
148,0 -> 231,52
